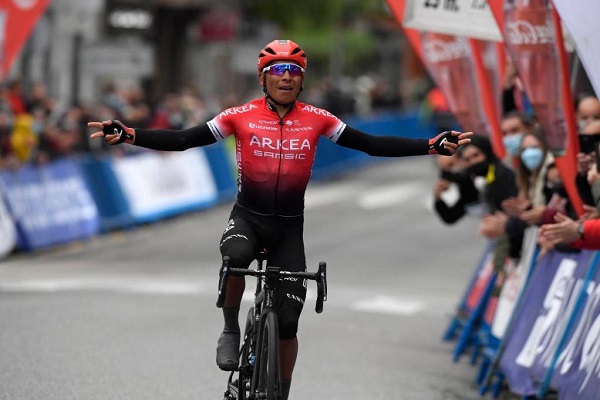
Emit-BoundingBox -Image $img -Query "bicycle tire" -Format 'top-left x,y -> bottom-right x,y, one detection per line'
238,307 -> 255,400
254,311 -> 280,400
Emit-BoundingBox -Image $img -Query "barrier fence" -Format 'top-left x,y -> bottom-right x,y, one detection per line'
447,227 -> 600,399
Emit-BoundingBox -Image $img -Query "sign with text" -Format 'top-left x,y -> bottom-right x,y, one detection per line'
403,0 -> 502,41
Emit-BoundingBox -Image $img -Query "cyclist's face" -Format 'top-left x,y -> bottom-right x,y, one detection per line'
260,63 -> 303,104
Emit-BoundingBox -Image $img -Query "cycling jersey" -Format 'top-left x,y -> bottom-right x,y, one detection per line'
207,97 -> 345,216
134,96 -> 431,217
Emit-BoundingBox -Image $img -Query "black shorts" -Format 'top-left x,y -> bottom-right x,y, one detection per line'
219,204 -> 307,339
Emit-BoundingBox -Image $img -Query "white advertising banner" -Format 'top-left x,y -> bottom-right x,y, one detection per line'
553,0 -> 600,97
492,226 -> 538,338
112,149 -> 218,221
402,0 -> 502,41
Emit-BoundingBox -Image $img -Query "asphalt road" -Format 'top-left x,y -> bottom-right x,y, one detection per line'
0,156 -> 492,400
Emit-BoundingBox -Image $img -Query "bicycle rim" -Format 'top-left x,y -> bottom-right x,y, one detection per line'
255,311 -> 279,400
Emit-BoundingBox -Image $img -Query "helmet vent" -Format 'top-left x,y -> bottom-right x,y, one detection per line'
263,47 -> 276,55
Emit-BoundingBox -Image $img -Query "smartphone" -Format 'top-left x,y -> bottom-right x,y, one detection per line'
578,134 -> 600,154
595,141 -> 600,167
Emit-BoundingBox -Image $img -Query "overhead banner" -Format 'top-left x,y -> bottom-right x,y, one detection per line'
553,0 -> 600,98
402,0 -> 502,42
0,0 -> 51,79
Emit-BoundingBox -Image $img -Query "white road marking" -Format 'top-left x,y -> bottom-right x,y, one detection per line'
351,295 -> 425,315
357,182 -> 425,210
305,181 -> 429,211
0,278 -> 208,295
0,277 -> 446,316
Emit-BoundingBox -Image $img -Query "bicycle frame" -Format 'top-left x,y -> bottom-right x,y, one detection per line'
217,254 -> 327,400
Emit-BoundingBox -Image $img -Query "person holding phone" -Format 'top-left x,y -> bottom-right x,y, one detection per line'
576,119 -> 600,209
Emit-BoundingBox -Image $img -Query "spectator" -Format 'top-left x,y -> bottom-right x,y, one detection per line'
432,152 -> 480,224
500,110 -> 534,168
459,134 -> 519,288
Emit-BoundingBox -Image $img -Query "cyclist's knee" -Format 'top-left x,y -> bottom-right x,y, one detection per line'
278,307 -> 301,340
221,238 -> 254,269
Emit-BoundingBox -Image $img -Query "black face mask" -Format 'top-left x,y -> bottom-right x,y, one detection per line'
467,161 -> 489,177
440,169 -> 469,184
545,181 -> 568,199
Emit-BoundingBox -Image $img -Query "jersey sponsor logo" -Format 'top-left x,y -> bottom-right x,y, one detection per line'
249,122 -> 278,131
217,104 -> 258,119
249,135 -> 311,160
301,105 -> 334,118
249,135 -> 311,151
258,120 -> 279,125
285,126 -> 314,133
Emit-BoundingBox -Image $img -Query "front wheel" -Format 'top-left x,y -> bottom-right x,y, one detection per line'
253,311 -> 280,400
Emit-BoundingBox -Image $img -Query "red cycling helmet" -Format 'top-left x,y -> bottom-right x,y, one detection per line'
257,39 -> 307,75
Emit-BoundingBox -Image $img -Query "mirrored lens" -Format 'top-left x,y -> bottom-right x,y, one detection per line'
264,63 -> 304,77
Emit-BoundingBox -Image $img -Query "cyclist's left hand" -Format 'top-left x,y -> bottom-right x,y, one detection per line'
429,131 -> 473,156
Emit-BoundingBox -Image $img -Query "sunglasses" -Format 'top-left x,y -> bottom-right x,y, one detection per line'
262,63 -> 305,77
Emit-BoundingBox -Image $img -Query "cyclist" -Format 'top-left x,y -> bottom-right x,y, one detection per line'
89,39 -> 472,400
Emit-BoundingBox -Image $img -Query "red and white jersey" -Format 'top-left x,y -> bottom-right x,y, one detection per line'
207,97 -> 346,216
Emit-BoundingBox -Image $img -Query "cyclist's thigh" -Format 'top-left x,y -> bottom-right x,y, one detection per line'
270,217 -> 307,339
219,206 -> 260,269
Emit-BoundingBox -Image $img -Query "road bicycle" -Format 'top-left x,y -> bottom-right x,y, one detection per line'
216,252 -> 327,400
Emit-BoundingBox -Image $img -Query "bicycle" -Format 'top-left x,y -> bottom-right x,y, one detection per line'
216,251 -> 328,400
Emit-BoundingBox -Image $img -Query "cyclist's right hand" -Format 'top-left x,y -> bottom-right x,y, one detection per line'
88,120 -> 135,145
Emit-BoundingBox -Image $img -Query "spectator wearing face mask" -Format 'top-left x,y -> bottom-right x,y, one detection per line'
575,119 -> 600,212
500,110 -> 534,169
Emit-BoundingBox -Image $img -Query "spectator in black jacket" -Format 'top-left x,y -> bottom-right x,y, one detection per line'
433,153 -> 480,224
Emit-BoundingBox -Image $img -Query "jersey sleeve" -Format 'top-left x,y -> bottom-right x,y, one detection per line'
316,109 -> 346,142
207,109 -> 236,141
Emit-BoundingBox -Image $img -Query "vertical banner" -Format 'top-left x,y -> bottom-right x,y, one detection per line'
0,0 -> 50,79
386,0 -> 506,158
489,0 -> 582,215
419,32 -> 488,137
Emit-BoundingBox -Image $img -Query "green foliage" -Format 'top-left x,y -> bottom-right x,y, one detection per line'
252,0 -> 387,76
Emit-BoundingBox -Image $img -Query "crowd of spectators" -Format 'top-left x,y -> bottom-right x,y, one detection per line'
431,57 -> 600,295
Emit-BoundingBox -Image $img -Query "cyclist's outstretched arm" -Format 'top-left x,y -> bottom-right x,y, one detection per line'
335,125 -> 472,156
88,120 -> 216,151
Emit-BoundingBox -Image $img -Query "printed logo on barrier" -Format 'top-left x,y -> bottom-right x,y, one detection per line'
558,281 -> 600,393
515,258 -> 578,368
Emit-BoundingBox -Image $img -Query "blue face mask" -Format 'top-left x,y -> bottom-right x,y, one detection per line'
503,133 -> 523,156
521,147 -> 544,171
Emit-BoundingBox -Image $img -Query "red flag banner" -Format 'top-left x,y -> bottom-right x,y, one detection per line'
489,0 -> 582,215
420,32 -> 488,136
0,0 -> 50,79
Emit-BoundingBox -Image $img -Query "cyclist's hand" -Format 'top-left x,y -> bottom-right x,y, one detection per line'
429,130 -> 472,156
88,120 -> 135,145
